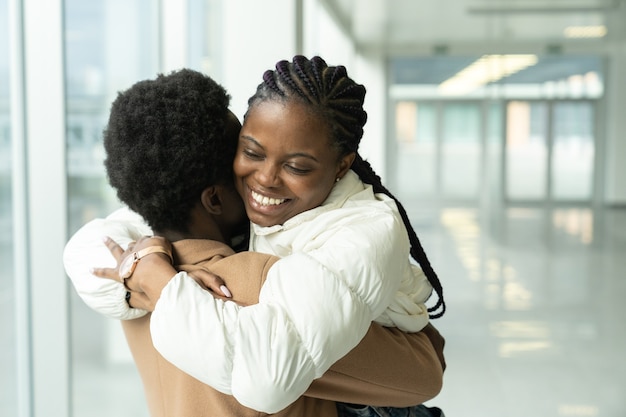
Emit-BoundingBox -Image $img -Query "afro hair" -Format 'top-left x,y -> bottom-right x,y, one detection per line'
103,69 -> 237,233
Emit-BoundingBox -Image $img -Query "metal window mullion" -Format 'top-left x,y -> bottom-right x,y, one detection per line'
546,99 -> 554,203
22,0 -> 70,415
9,0 -> 32,413
435,101 -> 443,201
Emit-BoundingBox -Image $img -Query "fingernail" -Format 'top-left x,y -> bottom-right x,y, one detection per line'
101,236 -> 109,243
89,267 -> 95,274
220,285 -> 232,298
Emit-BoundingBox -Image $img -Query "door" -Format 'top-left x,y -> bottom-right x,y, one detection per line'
392,100 -> 483,203
504,100 -> 595,203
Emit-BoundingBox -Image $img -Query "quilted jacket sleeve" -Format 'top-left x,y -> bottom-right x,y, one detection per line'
63,207 -> 153,320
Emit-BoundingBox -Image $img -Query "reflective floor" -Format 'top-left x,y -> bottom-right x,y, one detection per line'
17,203 -> 624,417
416,205 -> 626,417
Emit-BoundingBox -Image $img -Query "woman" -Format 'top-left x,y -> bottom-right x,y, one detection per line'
67,56 -> 446,414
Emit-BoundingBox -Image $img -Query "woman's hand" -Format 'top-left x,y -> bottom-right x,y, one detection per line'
188,269 -> 233,299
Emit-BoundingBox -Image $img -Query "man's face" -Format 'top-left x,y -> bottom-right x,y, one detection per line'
219,110 -> 248,237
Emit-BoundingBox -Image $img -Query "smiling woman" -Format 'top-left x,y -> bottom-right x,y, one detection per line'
234,99 -> 354,227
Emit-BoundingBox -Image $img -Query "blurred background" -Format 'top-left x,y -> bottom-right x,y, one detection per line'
1,0 -> 625,416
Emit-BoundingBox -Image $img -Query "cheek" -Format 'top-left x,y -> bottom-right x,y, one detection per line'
292,177 -> 334,204
233,155 -> 247,179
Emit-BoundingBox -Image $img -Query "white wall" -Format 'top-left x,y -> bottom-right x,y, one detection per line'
303,0 -> 354,65
219,0 -> 297,119
303,0 -> 388,179
354,52 -> 387,180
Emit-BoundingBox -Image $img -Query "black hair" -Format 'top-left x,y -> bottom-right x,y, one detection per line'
247,55 -> 445,318
103,68 -> 236,234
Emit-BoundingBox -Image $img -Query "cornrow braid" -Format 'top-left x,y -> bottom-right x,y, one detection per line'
247,55 -> 445,318
309,56 -> 324,93
293,55 -> 319,99
276,59 -> 307,100
262,70 -> 285,96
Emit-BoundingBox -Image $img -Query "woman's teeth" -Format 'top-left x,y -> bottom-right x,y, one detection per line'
251,191 -> 286,206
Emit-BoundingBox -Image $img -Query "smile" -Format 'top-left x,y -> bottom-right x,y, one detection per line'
251,190 -> 287,206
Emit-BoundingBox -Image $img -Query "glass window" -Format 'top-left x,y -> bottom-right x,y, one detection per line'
551,101 -> 595,201
394,101 -> 437,200
392,100 -> 484,202
505,101 -> 549,201
441,102 -> 481,199
65,1 -> 159,416
0,0 -> 16,415
65,1 -> 220,415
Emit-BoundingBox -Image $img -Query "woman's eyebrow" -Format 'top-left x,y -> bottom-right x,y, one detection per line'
240,135 -> 262,148
240,135 -> 319,162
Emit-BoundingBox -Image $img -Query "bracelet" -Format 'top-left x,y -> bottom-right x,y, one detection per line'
118,245 -> 174,282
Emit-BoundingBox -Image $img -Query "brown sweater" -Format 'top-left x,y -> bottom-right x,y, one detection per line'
122,239 -> 444,417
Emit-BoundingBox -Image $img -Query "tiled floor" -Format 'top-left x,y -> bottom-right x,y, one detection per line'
7,203 -> 623,416
416,205 -> 626,417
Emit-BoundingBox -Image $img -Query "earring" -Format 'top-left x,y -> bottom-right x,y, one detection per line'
335,177 -> 340,182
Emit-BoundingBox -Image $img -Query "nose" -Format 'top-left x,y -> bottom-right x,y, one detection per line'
255,161 -> 281,187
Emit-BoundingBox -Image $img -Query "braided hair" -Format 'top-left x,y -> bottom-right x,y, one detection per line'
247,56 -> 445,318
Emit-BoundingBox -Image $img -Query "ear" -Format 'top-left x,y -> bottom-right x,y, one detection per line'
335,152 -> 356,180
200,186 -> 223,215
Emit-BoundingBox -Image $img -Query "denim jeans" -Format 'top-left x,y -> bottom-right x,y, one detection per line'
336,403 -> 444,417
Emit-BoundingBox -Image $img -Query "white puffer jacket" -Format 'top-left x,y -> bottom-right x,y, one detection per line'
63,207 -> 151,320
63,170 -> 432,413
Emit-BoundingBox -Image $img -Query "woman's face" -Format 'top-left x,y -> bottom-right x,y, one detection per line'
234,99 -> 354,227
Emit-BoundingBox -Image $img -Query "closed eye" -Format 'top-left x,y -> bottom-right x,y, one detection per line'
285,164 -> 311,175
243,149 -> 264,160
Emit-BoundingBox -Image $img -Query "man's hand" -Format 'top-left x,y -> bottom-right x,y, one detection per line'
90,236 -> 133,281
91,236 -> 232,311
90,236 -> 156,311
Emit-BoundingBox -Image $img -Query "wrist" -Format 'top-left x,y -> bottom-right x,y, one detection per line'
134,253 -> 178,299
119,245 -> 173,281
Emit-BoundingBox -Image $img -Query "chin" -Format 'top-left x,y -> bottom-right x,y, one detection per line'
248,213 -> 279,228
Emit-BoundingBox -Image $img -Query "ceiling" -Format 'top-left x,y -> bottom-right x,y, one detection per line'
320,0 -> 624,53
389,55 -> 604,85
320,0 -> 623,86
